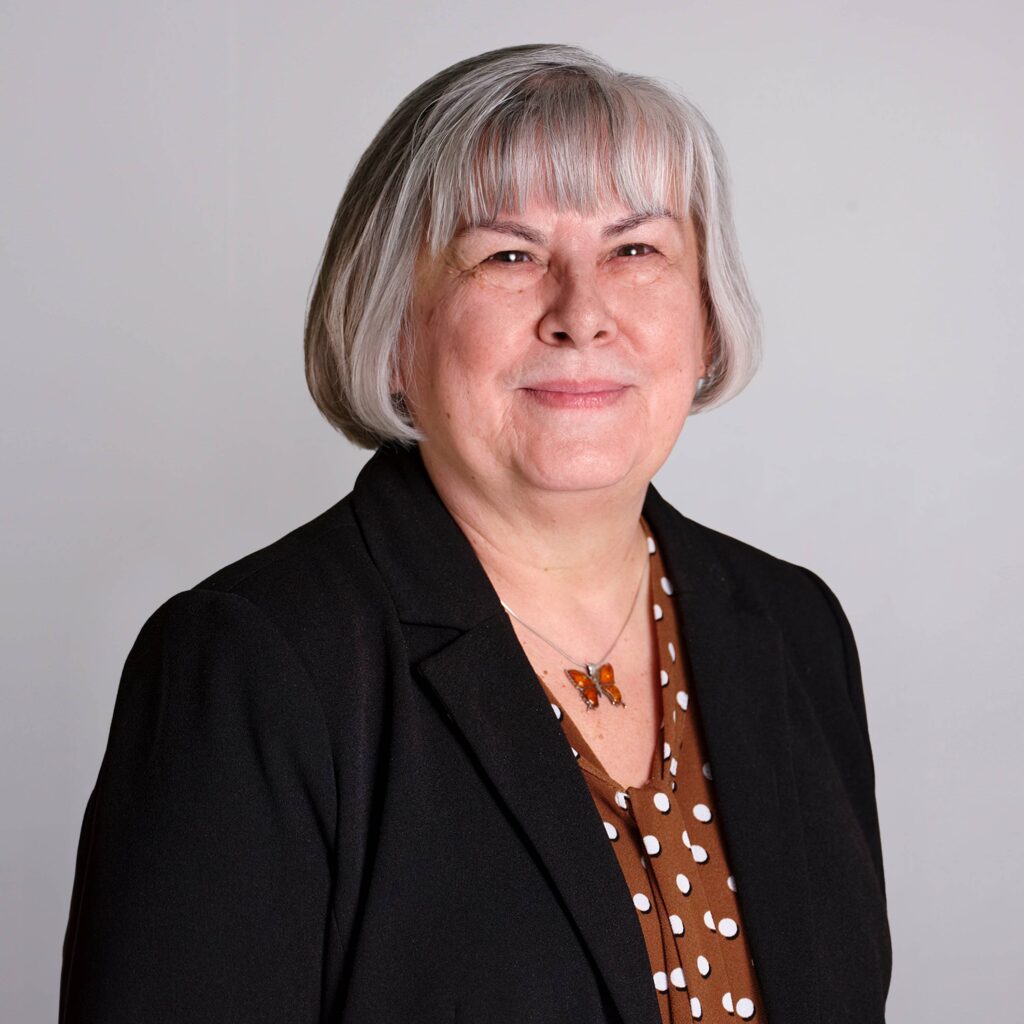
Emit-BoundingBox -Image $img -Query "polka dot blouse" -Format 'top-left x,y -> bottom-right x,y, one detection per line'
535,520 -> 768,1023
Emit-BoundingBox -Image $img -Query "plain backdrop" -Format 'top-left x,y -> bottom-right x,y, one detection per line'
3,1 -> 1021,1020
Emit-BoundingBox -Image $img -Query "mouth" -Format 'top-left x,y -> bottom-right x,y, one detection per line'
522,379 -> 629,410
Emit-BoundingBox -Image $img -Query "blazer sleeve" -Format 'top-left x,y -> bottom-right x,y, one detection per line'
60,588 -> 337,1024
798,566 -> 888,905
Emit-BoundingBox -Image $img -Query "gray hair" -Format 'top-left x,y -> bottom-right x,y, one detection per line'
305,43 -> 761,449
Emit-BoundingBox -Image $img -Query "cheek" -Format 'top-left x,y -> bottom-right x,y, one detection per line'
632,289 -> 706,374
455,283 -> 537,363
415,289 -> 526,402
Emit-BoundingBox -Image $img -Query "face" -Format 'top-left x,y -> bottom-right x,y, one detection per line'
400,195 -> 711,501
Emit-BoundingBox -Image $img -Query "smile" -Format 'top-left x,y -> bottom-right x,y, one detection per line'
522,381 -> 629,410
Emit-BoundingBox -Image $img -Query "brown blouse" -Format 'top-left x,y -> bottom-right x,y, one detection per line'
534,520 -> 767,1023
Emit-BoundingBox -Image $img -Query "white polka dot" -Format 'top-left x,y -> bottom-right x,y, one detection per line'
681,829 -> 691,848
736,997 -> 755,1020
670,965 -> 686,989
722,992 -> 735,1014
653,602 -> 663,621
669,757 -> 678,776
718,917 -> 738,938
615,790 -> 629,809
660,576 -> 674,595
669,913 -> 684,935
672,710 -> 677,722
671,780 -> 677,791
663,741 -> 671,759
550,702 -> 562,720
727,875 -> 737,892
697,954 -> 710,977
603,820 -> 618,840
690,995 -> 702,1018
702,762 -> 713,780
676,873 -> 691,895
691,844 -> 709,864
633,892 -> 651,913
647,535 -> 656,554
570,746 -> 579,759
640,854 -> 647,869
693,803 -> 712,823
653,791 -> 670,813
703,910 -> 717,931
643,834 -> 661,855
659,669 -> 669,687
667,641 -> 677,662
676,690 -> 688,711
653,970 -> 668,992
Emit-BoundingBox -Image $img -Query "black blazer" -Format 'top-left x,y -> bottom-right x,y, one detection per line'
61,442 -> 891,1024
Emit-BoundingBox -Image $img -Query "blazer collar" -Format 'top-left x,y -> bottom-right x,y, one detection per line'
352,442 -> 820,1024
352,442 -> 504,631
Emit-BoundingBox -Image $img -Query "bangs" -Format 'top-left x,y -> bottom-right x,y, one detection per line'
424,73 -> 698,253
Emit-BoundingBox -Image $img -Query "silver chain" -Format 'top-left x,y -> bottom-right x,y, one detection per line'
499,540 -> 650,670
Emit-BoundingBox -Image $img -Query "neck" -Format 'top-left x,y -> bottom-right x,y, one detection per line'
418,441 -> 652,644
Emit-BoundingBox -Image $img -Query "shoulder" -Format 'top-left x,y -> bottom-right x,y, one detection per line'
652,501 -> 863,709
147,490 -> 402,695
124,490 -> 397,715
679,510 -> 872,739
113,490 -> 397,773
192,493 -> 390,634
689,515 -> 849,636
651,493 -> 850,642
653,507 -> 883,818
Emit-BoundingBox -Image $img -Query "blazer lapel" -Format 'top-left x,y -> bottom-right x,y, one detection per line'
353,443 -> 661,1024
415,621 -> 664,1024
642,491 -> 821,1024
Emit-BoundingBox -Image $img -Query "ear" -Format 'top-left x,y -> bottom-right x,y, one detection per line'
390,325 -> 411,397
700,321 -> 716,377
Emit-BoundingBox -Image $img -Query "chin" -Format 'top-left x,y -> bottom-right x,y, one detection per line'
514,434 -> 646,493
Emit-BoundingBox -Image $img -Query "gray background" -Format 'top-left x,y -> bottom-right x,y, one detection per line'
3,1 -> 1021,1020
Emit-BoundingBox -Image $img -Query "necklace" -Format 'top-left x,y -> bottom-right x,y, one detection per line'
499,535 -> 649,711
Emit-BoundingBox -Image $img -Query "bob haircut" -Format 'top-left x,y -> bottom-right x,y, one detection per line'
305,43 -> 761,450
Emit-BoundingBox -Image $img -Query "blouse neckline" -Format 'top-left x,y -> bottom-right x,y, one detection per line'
534,515 -> 675,795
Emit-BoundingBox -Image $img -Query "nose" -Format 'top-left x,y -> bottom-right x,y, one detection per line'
538,267 -> 618,348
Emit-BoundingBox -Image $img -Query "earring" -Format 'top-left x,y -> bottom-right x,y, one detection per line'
694,375 -> 709,395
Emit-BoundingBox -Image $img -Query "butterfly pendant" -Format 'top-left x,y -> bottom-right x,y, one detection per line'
565,662 -> 625,710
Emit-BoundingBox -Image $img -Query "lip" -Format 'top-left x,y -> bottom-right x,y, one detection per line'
524,379 -> 628,394
522,379 -> 629,410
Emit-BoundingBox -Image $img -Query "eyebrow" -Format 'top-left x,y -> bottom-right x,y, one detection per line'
601,210 -> 676,238
454,209 -> 677,246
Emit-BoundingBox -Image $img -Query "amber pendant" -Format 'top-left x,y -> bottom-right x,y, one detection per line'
565,662 -> 625,710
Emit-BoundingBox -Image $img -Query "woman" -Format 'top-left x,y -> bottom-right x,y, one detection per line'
60,44 -> 891,1024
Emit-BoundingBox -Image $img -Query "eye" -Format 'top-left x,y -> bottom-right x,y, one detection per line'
483,250 -> 535,265
614,242 -> 658,258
